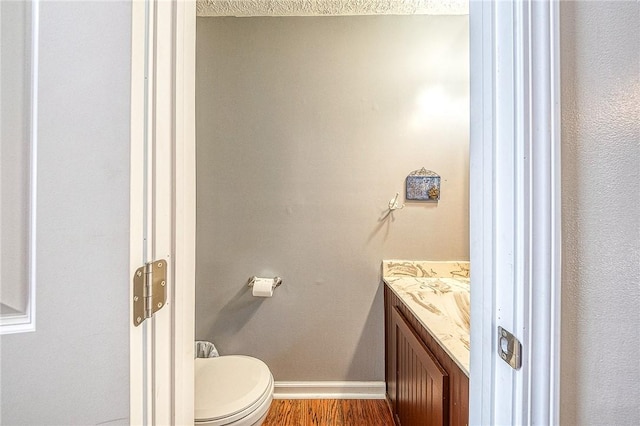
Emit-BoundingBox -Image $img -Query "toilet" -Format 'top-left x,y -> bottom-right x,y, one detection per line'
195,355 -> 274,425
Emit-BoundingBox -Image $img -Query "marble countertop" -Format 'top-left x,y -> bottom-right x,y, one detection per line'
383,260 -> 470,376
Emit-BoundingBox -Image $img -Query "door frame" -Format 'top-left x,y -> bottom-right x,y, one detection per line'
469,1 -> 561,424
130,1 -> 196,424
130,1 -> 561,424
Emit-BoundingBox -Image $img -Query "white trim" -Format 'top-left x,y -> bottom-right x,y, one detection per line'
27,0 -> 39,334
129,1 -> 197,424
171,1 -> 196,424
129,0 -> 147,423
468,0 -> 561,424
468,1 -> 495,422
273,381 -> 387,400
151,0 -> 176,423
526,2 -> 562,424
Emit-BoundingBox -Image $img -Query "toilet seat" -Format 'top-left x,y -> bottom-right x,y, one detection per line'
195,355 -> 274,425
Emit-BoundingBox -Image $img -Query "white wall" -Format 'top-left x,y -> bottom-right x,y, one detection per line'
0,1 -> 131,424
560,1 -> 640,424
195,16 -> 469,381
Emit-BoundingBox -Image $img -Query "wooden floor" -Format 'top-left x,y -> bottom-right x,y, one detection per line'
263,399 -> 395,426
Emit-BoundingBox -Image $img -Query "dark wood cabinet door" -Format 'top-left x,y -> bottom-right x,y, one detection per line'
393,306 -> 449,426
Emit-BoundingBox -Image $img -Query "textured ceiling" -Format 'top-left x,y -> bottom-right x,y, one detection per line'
196,0 -> 468,17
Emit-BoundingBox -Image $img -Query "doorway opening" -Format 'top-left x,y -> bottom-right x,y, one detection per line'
193,11 -> 470,400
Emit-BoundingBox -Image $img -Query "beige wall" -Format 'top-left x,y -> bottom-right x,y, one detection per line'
560,1 -> 640,424
195,15 -> 469,381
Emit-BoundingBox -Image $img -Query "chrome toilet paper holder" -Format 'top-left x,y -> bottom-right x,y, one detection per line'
247,276 -> 283,289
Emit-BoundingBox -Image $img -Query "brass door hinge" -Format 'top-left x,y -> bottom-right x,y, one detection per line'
133,259 -> 167,326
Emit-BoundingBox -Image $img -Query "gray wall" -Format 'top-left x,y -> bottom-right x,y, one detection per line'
560,1 -> 640,425
195,16 -> 469,381
0,1 -> 131,424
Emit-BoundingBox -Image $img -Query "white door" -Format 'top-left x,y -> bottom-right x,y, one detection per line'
1,0 -> 134,424
1,1 -> 194,424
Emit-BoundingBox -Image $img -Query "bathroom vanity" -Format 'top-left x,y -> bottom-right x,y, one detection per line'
383,261 -> 470,426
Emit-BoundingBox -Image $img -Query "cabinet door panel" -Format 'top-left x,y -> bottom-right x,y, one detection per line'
385,287 -> 398,413
393,306 -> 449,426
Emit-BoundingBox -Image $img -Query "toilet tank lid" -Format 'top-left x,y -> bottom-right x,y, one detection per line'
195,355 -> 272,421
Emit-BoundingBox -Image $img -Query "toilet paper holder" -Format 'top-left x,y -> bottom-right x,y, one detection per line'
247,276 -> 283,290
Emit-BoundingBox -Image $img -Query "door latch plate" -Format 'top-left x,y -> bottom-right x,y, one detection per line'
498,326 -> 522,370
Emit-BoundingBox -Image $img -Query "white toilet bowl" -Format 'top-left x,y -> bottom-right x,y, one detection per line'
195,355 -> 274,426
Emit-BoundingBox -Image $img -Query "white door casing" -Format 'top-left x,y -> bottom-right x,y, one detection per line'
130,1 -> 196,424
469,1 -> 561,425
131,0 -> 561,424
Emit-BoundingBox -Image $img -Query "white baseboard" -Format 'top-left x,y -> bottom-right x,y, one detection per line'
273,381 -> 386,400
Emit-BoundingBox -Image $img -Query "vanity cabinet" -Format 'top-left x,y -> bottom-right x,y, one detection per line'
385,285 -> 469,426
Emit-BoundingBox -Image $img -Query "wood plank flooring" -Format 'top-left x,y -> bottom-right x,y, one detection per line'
263,399 -> 395,426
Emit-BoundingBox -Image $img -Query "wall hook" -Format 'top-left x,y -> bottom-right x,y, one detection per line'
388,192 -> 405,211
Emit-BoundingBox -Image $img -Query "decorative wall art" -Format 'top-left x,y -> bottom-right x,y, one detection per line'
405,167 -> 441,201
